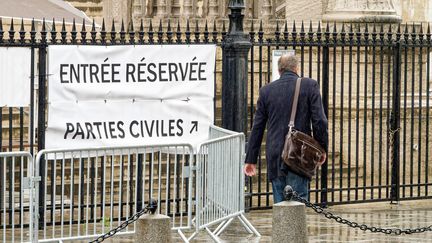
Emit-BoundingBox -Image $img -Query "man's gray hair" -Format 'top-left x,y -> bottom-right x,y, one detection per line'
278,54 -> 298,73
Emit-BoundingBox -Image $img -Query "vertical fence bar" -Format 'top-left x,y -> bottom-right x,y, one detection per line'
402,24 -> 408,198
37,33 -> 47,224
347,23 -> 354,201
339,24 -> 345,202
417,25 -> 423,197
246,21 -> 255,212
331,23 -> 336,202
300,21 -> 305,76
363,24 -> 369,201
426,24 -> 430,196
321,27 -> 330,205
266,40 -> 271,206
390,39 -> 402,203
355,25 -> 361,201
30,46 -> 35,155
386,25 -> 393,198
409,25 -> 416,197
378,24 -> 384,199
311,22 -> 320,203
371,25 -> 377,199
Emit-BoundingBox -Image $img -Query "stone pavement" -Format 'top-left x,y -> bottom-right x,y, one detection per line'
105,199 -> 432,242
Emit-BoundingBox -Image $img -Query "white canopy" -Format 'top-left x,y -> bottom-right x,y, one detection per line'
0,0 -> 92,24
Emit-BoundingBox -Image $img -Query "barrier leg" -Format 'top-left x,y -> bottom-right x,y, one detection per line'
239,213 -> 261,237
237,215 -> 253,234
177,229 -> 200,243
205,227 -> 222,243
214,218 -> 233,236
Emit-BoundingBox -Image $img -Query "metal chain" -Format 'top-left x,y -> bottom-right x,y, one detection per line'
291,192 -> 432,235
89,201 -> 158,243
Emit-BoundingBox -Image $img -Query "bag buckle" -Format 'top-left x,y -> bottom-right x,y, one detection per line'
288,124 -> 294,132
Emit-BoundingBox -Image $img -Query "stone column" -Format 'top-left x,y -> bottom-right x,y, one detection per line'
103,0 -> 131,26
323,0 -> 401,23
171,0 -> 181,17
184,0 -> 194,18
218,0 -> 228,18
208,0 -> 219,18
156,0 -> 167,18
132,0 -> 145,24
145,0 -> 154,17
261,0 -> 272,19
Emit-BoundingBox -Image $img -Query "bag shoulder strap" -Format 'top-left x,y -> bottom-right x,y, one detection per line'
288,77 -> 302,128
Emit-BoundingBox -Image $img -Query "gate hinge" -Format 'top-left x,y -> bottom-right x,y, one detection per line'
22,176 -> 41,189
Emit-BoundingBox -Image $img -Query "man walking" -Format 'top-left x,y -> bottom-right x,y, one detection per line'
244,54 -> 328,203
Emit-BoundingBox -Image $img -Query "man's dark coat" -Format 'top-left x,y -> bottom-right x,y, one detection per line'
245,71 -> 328,180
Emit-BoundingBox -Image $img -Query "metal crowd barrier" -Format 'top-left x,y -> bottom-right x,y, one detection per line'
2,126 -> 258,242
34,144 -> 194,242
181,126 -> 260,242
0,151 -> 35,243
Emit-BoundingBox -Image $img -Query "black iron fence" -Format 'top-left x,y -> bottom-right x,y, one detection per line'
0,15 -> 431,215
246,21 -> 432,208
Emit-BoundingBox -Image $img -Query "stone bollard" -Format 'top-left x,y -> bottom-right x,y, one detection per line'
134,214 -> 172,243
272,186 -> 308,243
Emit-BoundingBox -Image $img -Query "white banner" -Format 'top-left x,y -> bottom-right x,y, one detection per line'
47,45 -> 216,149
0,47 -> 31,107
272,49 -> 295,82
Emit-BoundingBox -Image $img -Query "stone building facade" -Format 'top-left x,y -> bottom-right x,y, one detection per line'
66,0 -> 432,27
62,0 -> 432,195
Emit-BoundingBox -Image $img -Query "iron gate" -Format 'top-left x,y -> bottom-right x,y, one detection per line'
0,16 -> 431,212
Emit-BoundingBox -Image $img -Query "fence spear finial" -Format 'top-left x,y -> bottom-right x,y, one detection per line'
427,22 -> 431,36
301,20 -> 305,33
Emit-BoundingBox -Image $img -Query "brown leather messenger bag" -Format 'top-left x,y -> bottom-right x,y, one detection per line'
281,78 -> 325,180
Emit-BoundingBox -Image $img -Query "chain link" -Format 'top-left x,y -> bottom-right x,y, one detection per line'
89,201 -> 158,243
291,192 -> 432,235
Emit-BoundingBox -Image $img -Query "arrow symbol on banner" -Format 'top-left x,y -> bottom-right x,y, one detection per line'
182,97 -> 191,102
190,121 -> 198,134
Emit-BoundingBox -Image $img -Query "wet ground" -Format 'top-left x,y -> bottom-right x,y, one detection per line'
105,199 -> 432,242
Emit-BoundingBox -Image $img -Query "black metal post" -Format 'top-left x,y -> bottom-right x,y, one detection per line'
320,39 -> 330,206
222,0 -> 251,134
390,41 -> 402,203
37,44 -> 47,224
